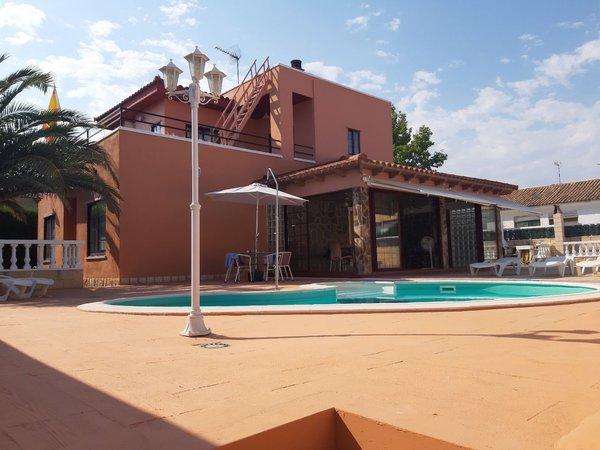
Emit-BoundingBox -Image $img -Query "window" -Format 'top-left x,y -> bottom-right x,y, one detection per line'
87,201 -> 106,256
43,215 -> 56,260
347,129 -> 360,155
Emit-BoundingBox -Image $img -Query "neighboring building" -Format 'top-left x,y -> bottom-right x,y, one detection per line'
37,58 -> 530,285
501,179 -> 600,242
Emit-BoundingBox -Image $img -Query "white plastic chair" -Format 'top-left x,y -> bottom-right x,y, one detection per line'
0,277 -> 14,302
576,256 -> 600,276
234,254 -> 253,283
280,252 -> 293,280
529,256 -> 569,277
264,253 -> 280,281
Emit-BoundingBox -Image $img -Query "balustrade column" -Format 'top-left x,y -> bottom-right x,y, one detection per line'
49,244 -> 56,269
23,244 -> 31,270
10,244 -> 18,270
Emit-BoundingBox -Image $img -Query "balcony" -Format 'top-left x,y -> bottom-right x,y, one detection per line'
117,107 -> 286,155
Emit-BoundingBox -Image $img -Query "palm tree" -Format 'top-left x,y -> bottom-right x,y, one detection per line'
0,54 -> 120,220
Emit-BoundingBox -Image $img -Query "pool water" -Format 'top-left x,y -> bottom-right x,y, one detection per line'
109,281 -> 597,308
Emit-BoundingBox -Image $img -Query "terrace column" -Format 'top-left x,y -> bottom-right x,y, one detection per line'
352,187 -> 373,275
553,205 -> 565,255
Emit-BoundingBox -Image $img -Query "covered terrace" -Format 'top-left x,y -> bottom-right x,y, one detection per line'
270,154 -> 533,276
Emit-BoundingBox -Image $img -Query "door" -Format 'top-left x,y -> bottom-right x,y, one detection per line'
447,201 -> 479,267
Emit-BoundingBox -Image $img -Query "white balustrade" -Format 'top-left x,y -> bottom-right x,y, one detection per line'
563,241 -> 600,258
0,240 -> 83,271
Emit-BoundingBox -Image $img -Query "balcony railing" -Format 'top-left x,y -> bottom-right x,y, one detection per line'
118,107 -> 286,154
564,240 -> 600,259
0,240 -> 83,271
294,143 -> 315,160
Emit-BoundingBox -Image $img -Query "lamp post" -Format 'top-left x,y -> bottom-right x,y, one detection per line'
159,47 -> 226,337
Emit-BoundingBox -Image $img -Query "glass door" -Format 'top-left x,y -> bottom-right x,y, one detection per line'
399,193 -> 440,269
372,191 -> 401,269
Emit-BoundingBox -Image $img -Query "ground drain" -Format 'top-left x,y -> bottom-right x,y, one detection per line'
200,342 -> 230,349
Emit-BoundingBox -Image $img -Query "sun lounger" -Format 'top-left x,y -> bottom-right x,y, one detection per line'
576,256 -> 600,276
469,257 -> 521,277
528,256 -> 569,277
0,275 -> 37,300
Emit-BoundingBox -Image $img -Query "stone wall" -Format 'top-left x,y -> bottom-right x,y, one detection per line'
352,187 -> 373,275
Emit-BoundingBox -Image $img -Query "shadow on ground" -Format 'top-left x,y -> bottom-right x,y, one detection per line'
207,329 -> 600,345
0,342 -> 214,449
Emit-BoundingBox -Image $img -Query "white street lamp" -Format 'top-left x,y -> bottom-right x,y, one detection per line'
159,47 -> 226,337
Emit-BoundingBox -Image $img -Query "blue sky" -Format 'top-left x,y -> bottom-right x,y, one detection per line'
1,0 -> 599,186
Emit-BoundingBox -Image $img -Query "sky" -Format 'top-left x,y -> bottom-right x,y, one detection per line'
1,0 -> 599,187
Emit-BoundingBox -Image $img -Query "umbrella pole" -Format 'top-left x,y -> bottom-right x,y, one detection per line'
267,168 -> 279,290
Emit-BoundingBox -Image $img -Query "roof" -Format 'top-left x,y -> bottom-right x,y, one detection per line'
95,76 -> 166,124
503,179 -> 600,206
94,76 -> 228,128
275,154 -> 517,195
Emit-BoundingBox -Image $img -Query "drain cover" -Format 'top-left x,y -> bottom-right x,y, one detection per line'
200,342 -> 229,349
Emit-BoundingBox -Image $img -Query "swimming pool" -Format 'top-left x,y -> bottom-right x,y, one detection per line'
79,280 -> 600,315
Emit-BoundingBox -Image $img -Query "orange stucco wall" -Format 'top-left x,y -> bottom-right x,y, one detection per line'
38,65 -> 394,282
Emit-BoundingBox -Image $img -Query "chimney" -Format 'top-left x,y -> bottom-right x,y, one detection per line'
291,59 -> 304,71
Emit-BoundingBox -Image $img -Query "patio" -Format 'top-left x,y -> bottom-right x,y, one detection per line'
2,274 -> 600,449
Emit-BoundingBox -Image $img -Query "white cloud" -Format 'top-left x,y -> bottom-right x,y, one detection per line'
519,33 -> 543,50
509,39 -> 600,95
500,57 -> 511,64
375,49 -> 399,62
304,61 -> 344,82
395,39 -> 600,185
388,17 -> 400,31
159,0 -> 203,25
0,2 -> 46,31
88,20 -> 120,37
347,69 -> 387,91
346,15 -> 369,31
0,1 -> 46,46
141,33 -> 195,56
557,21 -> 585,29
30,36 -> 166,114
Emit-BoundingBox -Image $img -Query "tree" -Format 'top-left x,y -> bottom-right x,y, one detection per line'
0,54 -> 120,220
391,106 -> 447,170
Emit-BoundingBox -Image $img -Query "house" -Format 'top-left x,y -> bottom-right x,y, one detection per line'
36,58 -> 531,286
501,179 -> 600,243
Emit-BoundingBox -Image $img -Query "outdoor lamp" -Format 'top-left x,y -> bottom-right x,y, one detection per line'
184,46 -> 210,82
205,65 -> 226,97
159,59 -> 183,94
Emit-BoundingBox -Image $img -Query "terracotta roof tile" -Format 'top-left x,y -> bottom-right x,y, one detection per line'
276,154 -> 517,194
503,179 -> 600,206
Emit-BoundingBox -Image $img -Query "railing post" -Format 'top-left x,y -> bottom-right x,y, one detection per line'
23,244 -> 31,270
62,243 -> 68,269
49,244 -> 56,269
37,243 -> 43,269
119,106 -> 123,126
10,243 -> 17,270
268,133 -> 272,153
75,242 -> 82,269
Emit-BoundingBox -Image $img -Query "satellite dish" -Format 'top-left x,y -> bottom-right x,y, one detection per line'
420,236 -> 435,268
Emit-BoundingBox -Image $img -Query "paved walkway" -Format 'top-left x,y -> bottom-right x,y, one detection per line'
1,276 -> 600,449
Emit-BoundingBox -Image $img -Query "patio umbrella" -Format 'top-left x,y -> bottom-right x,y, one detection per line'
206,182 -> 307,287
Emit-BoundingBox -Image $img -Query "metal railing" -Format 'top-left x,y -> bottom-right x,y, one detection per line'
0,240 -> 84,271
118,107 -> 284,154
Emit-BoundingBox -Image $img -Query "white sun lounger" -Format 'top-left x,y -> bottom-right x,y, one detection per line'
469,257 -> 521,277
576,256 -> 600,276
528,256 -> 569,277
0,275 -> 37,300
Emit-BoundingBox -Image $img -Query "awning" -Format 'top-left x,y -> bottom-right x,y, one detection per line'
363,176 -> 539,214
